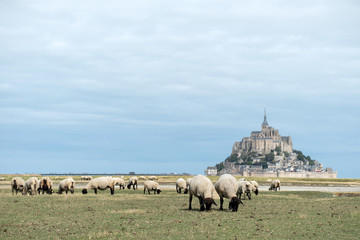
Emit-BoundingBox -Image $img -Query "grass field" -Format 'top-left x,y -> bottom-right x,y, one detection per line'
0,188 -> 359,239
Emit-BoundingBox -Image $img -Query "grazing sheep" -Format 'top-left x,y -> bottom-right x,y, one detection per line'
176,178 -> 188,194
215,174 -> 243,212
249,180 -> 259,196
113,177 -> 126,190
139,176 -> 146,181
148,176 -> 158,181
0,177 -> 6,181
143,181 -> 161,194
82,177 -> 116,195
269,179 -> 281,191
188,174 -> 217,211
38,177 -> 54,194
22,177 -> 39,195
127,177 -> 138,190
237,180 -> 252,200
81,176 -> 92,180
11,177 -> 25,195
58,177 -> 75,194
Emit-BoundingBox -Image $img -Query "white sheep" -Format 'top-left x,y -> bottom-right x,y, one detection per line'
127,177 -> 138,190
139,176 -> 147,181
188,174 -> 217,211
0,177 -> 6,181
113,177 -> 126,190
176,178 -> 188,194
148,176 -> 158,181
249,180 -> 259,196
38,177 -> 54,194
215,174 -> 243,212
82,177 -> 116,195
22,177 -> 39,195
237,180 -> 253,200
58,177 -> 75,194
186,178 -> 192,189
269,179 -> 281,191
143,180 -> 161,194
11,177 -> 25,195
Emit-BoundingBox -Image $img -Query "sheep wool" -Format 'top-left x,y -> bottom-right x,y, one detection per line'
11,177 -> 25,195
82,177 -> 116,195
38,177 -> 54,194
127,177 -> 138,190
215,174 -> 243,212
269,179 -> 281,191
113,177 -> 126,190
188,174 -> 217,211
58,177 -> 75,194
143,180 -> 161,194
176,178 -> 188,194
23,177 -> 39,195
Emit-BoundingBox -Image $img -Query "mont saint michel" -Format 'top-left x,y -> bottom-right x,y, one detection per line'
206,111 -> 337,178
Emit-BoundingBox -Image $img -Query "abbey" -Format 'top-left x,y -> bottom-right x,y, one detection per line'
232,110 -> 293,156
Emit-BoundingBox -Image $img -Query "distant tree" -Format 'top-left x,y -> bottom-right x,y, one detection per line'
284,151 -> 290,157
275,146 -> 281,155
216,162 -> 224,171
226,153 -> 239,163
265,152 -> 275,162
261,162 -> 268,169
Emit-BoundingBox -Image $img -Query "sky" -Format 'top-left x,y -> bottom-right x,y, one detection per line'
0,1 -> 359,178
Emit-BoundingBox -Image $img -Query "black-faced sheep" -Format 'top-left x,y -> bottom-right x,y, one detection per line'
58,177 -> 75,194
38,177 -> 54,194
82,177 -> 116,195
148,176 -> 158,181
176,178 -> 188,194
127,177 -> 138,190
215,174 -> 243,212
113,177 -> 126,190
269,179 -> 280,191
188,174 -> 217,211
250,180 -> 259,196
22,177 -> 39,195
11,177 -> 25,195
237,180 -> 253,200
143,180 -> 161,194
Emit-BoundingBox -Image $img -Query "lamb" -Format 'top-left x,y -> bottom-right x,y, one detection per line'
148,176 -> 158,181
58,177 -> 75,194
139,176 -> 146,180
22,177 -> 39,195
237,180 -> 253,200
215,174 -> 243,212
37,177 -> 54,194
82,177 -> 116,195
143,180 -> 161,194
249,180 -> 259,196
176,178 -> 188,194
188,174 -> 217,211
127,177 -> 138,190
11,177 -> 25,195
113,177 -> 126,190
269,179 -> 281,191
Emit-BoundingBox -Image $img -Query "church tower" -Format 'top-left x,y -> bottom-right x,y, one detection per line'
261,108 -> 268,132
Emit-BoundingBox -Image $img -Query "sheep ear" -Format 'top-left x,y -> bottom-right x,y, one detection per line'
212,199 -> 217,206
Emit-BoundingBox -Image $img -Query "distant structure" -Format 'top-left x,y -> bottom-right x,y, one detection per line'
205,109 -> 337,178
232,109 -> 293,155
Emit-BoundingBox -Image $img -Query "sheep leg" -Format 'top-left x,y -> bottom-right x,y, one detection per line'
199,197 -> 205,211
148,189 -> 151,194
219,197 -> 224,211
94,189 -> 97,194
143,188 -> 146,194
110,187 -> 114,195
188,195 -> 193,210
179,188 -> 182,194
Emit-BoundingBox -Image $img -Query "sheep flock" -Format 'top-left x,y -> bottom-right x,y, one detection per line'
6,175 -> 281,212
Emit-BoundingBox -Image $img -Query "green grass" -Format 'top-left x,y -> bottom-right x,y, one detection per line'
0,189 -> 359,239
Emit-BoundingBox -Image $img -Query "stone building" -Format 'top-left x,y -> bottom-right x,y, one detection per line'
232,110 -> 293,156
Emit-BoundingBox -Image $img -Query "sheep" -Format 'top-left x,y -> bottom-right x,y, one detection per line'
127,177 -> 138,190
215,174 -> 243,212
148,176 -> 158,181
0,177 -> 6,181
176,178 -> 188,194
188,174 -> 217,211
81,176 -> 92,180
113,177 -> 126,190
37,177 -> 54,194
269,179 -> 281,191
237,180 -> 253,200
11,177 -> 25,195
22,177 -> 39,195
143,180 -> 161,194
186,178 -> 192,189
58,177 -> 75,194
139,176 -> 146,181
249,180 -> 259,196
82,177 -> 116,195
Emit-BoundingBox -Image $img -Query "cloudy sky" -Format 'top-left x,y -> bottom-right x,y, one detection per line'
1,1 -> 359,178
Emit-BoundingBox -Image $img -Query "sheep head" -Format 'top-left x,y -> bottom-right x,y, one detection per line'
156,189 -> 161,194
204,198 -> 217,211
82,189 -> 88,194
228,197 -> 243,212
